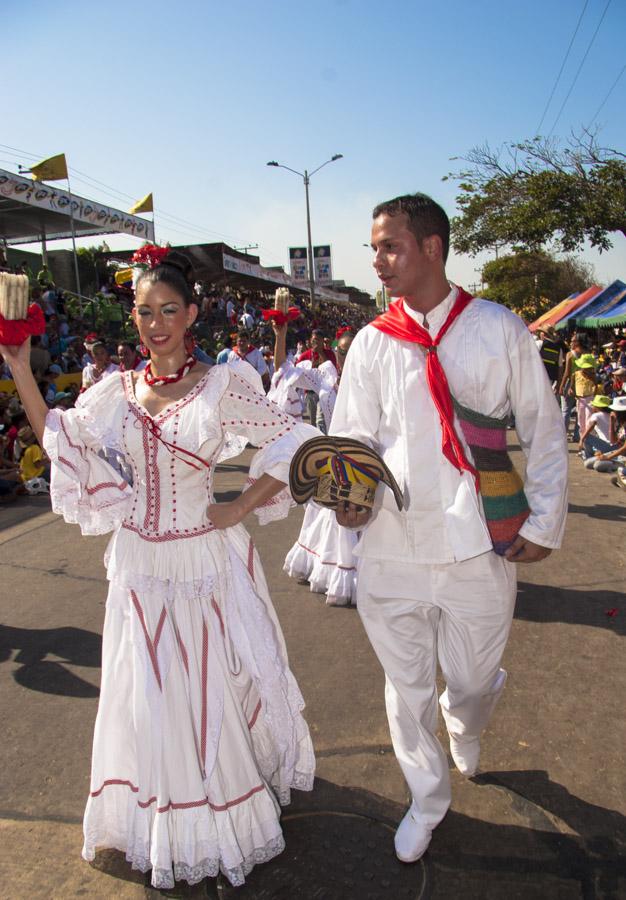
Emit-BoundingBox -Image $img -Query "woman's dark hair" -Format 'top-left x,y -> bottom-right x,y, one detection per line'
135,250 -> 195,306
573,332 -> 590,350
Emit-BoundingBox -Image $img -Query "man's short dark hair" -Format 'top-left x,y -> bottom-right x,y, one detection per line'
311,329 -> 324,338
373,193 -> 450,262
237,329 -> 250,339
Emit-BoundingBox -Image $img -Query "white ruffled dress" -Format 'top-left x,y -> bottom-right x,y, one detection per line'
42,365 -> 318,889
269,360 -> 359,606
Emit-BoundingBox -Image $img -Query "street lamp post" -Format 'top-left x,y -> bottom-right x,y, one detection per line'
267,154 -> 343,309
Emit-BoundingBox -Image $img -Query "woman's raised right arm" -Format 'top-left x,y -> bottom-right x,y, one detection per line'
0,339 -> 49,444
272,319 -> 287,371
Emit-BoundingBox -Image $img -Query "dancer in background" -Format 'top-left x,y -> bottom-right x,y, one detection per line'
270,320 -> 359,607
0,251 -> 317,890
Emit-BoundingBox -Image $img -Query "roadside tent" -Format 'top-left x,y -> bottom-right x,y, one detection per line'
531,285 -> 603,332
555,280 -> 626,330
569,280 -> 626,329
529,294 -> 578,333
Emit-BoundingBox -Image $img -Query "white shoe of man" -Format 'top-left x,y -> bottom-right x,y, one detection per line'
448,733 -> 481,777
394,805 -> 432,863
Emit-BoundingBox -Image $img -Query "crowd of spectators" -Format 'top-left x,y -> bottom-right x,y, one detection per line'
535,326 -> 626,491
5,255 -> 625,502
0,262 -> 376,504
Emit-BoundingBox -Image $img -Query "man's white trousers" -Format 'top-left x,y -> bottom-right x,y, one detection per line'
356,551 -> 517,831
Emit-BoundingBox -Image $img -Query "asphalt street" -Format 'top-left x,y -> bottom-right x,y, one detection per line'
1,440 -> 624,899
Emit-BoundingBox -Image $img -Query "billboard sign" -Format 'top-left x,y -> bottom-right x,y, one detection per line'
314,245 -> 332,284
289,247 -> 309,282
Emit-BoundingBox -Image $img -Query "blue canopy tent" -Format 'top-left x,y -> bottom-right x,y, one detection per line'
575,283 -> 626,328
555,280 -> 626,330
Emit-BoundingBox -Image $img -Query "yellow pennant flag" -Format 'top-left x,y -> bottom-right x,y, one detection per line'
29,153 -> 68,182
129,192 -> 153,215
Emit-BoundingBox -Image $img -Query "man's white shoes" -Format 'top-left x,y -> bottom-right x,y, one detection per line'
394,806 -> 432,863
449,733 -> 481,776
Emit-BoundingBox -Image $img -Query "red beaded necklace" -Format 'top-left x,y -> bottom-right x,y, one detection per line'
143,353 -> 197,387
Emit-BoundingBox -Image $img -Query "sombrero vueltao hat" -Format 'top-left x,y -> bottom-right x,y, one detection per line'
289,436 -> 404,511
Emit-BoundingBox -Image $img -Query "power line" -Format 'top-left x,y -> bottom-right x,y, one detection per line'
535,0 -> 589,135
587,61 -> 626,126
0,143 -> 255,246
548,0 -> 612,138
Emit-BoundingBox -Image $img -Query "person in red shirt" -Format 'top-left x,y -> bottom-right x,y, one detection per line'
296,330 -> 337,367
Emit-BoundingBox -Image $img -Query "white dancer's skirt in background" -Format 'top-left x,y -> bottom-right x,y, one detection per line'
284,502 -> 358,606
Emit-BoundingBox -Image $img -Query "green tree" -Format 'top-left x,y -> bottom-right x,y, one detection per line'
76,244 -> 111,296
480,250 -> 595,321
446,129 -> 626,256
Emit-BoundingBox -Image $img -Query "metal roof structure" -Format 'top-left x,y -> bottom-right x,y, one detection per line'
0,168 -> 154,246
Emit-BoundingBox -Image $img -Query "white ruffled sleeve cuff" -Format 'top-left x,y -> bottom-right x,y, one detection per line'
43,408 -> 133,536
248,422 -> 319,524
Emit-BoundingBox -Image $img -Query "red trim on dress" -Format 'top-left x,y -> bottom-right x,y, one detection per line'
173,623 -> 189,676
121,522 -> 216,542
296,540 -> 356,571
247,699 -> 262,730
60,416 -> 86,458
85,479 -> 128,495
89,779 -> 266,813
57,455 -> 78,473
130,591 -> 163,691
247,539 -> 255,581
211,596 -> 225,636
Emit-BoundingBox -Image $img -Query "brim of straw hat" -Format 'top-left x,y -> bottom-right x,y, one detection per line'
289,436 -> 404,511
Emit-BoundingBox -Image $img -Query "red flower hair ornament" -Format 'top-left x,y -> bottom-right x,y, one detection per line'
131,244 -> 171,269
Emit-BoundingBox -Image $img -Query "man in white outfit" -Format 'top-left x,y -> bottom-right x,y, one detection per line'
228,330 -> 270,391
331,193 -> 568,863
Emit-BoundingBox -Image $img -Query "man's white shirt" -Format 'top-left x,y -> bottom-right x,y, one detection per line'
331,286 -> 568,564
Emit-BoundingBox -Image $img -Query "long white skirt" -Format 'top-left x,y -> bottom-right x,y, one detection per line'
284,502 -> 358,606
83,526 -> 314,889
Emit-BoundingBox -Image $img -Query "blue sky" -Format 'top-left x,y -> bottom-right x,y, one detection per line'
3,0 -> 625,297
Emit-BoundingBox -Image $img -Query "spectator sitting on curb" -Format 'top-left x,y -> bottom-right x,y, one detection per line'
582,395 -> 626,472
579,395 -> 613,461
0,428 -> 24,502
17,426 -> 50,485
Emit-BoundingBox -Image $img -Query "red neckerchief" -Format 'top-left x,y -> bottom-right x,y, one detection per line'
233,345 -> 256,360
371,287 -> 478,487
120,355 -> 142,372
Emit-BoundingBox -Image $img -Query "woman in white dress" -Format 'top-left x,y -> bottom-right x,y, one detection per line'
269,323 -> 359,607
0,253 -> 317,890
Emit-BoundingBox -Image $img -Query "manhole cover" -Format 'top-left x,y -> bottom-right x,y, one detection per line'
218,811 -> 428,899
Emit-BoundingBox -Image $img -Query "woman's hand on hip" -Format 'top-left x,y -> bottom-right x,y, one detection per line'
207,499 -> 245,530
